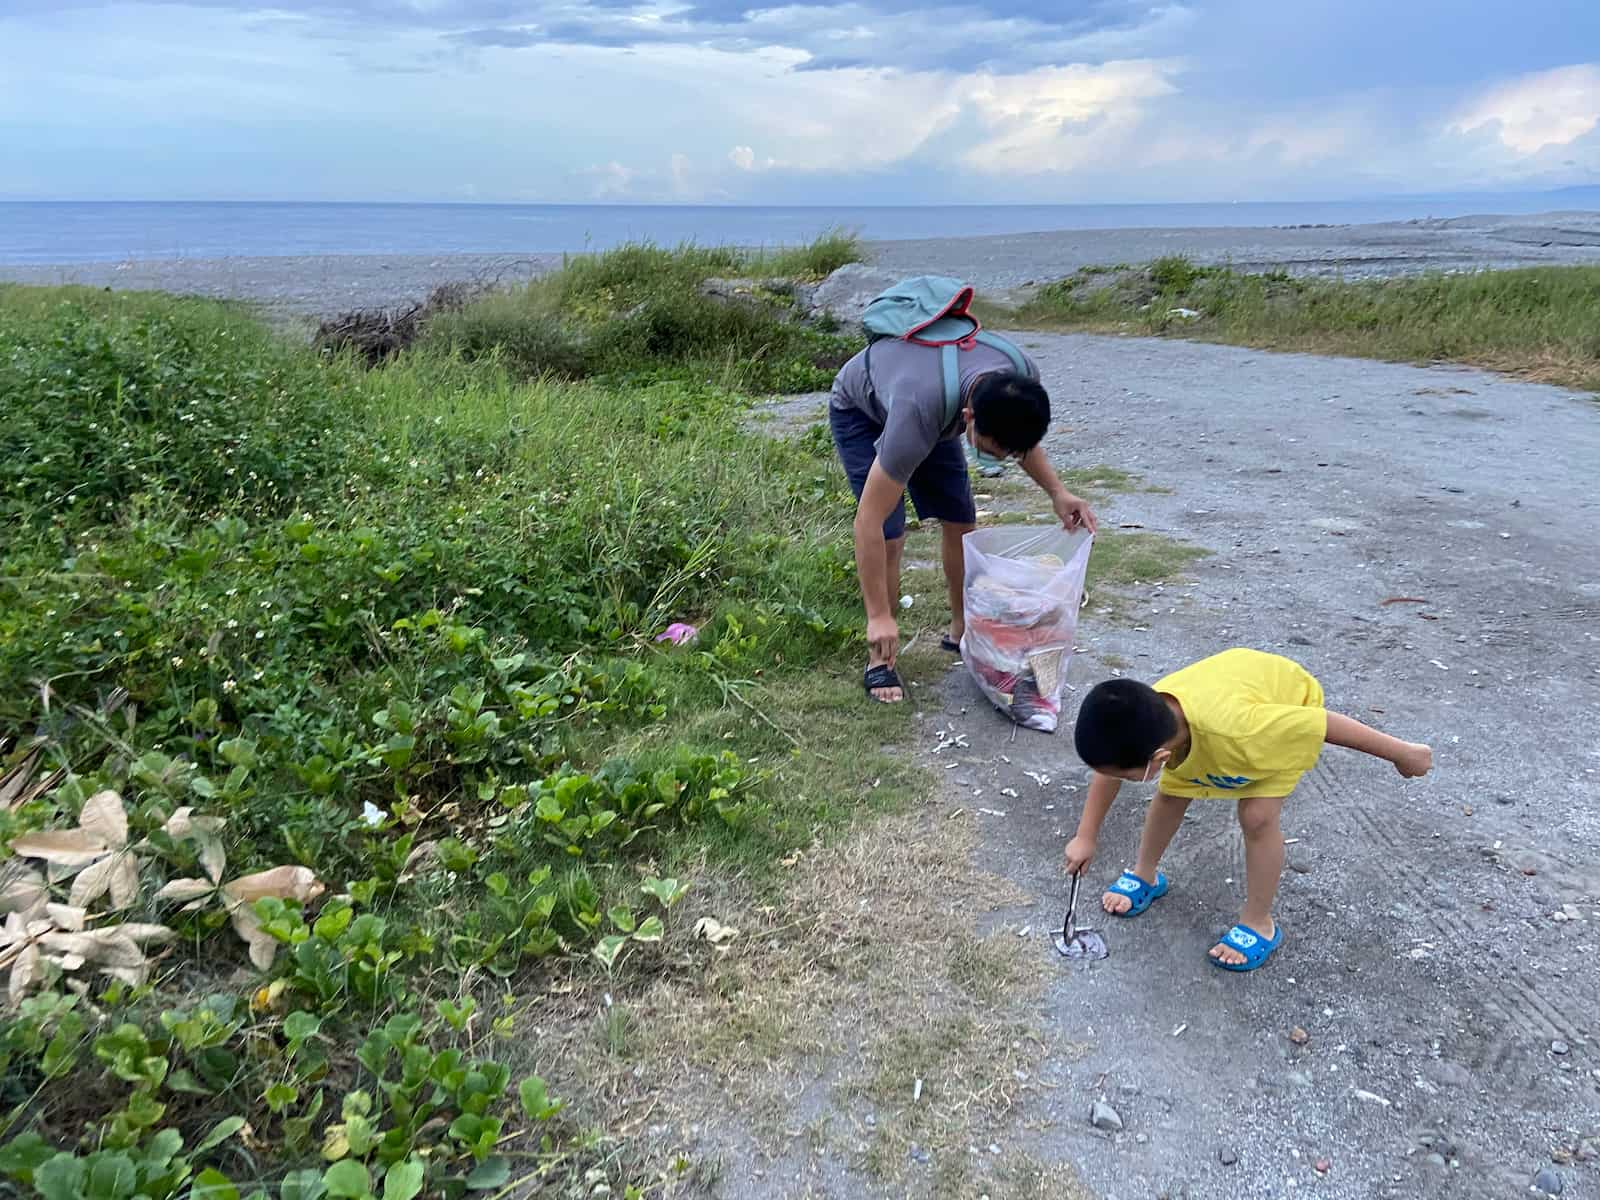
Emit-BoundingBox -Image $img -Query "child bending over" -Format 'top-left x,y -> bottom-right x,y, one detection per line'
1064,648 -> 1433,972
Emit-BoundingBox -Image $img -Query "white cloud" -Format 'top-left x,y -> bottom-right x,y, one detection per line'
959,60 -> 1179,173
3,3 -> 1598,202
1452,64 -> 1600,154
579,160 -> 638,198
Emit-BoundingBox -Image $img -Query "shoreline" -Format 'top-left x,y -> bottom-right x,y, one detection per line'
4,210 -> 1599,319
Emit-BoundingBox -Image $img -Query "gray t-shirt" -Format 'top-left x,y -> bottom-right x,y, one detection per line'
830,338 -> 1039,483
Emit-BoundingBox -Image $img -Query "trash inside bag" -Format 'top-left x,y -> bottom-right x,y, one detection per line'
959,526 -> 1092,733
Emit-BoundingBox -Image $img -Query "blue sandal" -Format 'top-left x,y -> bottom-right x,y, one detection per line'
1105,869 -> 1168,917
1210,923 -> 1282,972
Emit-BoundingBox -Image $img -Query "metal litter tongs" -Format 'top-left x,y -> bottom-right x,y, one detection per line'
1053,870 -> 1108,960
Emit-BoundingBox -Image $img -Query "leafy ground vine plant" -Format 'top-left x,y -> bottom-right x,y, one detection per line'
0,246 -> 867,1196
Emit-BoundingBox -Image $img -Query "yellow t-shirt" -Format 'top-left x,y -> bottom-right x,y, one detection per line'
1155,648 -> 1327,799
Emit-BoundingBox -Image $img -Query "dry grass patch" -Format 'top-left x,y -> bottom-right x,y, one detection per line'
522,796 -> 1093,1196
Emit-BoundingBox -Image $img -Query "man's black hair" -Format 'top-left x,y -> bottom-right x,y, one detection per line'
970,373 -> 1050,454
1073,678 -> 1178,770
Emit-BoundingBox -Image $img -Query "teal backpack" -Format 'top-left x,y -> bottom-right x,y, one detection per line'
861,275 -> 1035,430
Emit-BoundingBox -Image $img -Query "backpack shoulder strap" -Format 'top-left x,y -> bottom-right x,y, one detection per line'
942,332 -> 1036,426
940,343 -> 961,428
973,330 -> 1036,380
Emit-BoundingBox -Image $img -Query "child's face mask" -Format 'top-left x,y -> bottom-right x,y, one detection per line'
1102,753 -> 1168,784
1138,752 -> 1169,785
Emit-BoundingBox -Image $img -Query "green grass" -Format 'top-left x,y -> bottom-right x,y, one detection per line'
1012,258 -> 1600,392
420,232 -> 864,392
0,240 -> 909,1200
1088,530 -> 1208,586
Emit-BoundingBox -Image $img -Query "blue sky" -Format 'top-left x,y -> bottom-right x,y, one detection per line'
2,0 -> 1598,202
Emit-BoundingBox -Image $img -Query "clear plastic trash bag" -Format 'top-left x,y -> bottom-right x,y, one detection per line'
958,526 -> 1092,733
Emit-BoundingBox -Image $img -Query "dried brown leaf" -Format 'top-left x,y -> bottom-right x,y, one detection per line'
197,836 -> 227,885
107,855 -> 139,910
79,791 -> 129,849
161,809 -> 228,881
40,929 -> 146,969
156,878 -> 216,903
227,904 -> 279,971
222,866 -> 323,907
44,904 -> 86,932
9,829 -> 108,869
0,864 -> 46,916
69,854 -> 120,910
1,911 -> 41,945
8,943 -> 39,1004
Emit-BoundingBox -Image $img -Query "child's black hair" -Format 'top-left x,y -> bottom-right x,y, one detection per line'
970,373 -> 1050,454
1073,678 -> 1178,770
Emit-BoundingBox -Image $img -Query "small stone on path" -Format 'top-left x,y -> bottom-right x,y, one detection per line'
1090,1100 -> 1124,1131
1425,1060 -> 1472,1088
1424,1153 -> 1446,1169
1219,1148 -> 1238,1166
1550,1039 -> 1569,1055
1533,1166 -> 1565,1195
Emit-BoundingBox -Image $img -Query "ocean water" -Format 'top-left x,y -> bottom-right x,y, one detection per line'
0,194 -> 1589,266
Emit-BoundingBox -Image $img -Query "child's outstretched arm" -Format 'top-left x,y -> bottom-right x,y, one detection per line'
1325,712 -> 1433,778
1064,772 -> 1121,874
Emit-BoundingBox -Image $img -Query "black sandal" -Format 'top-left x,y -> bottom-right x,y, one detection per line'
863,663 -> 904,703
940,635 -> 962,654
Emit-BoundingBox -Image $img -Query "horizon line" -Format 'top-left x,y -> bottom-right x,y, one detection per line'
3,186 -> 1598,209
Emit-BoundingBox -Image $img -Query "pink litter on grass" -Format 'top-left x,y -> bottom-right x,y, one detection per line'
655,622 -> 699,646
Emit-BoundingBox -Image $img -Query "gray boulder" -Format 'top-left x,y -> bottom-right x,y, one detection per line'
807,263 -> 902,326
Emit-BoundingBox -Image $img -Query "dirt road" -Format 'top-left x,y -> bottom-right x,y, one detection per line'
937,333 -> 1600,1199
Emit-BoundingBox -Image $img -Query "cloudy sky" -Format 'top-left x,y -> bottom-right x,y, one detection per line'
2,0 -> 1598,203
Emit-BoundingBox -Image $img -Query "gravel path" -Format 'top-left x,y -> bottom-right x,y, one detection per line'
930,333 -> 1600,1199
4,211 -> 1599,319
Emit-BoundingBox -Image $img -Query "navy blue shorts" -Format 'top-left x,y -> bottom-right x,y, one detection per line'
829,403 -> 976,541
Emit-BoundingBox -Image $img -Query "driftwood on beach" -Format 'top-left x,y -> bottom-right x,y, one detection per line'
312,281 -> 479,365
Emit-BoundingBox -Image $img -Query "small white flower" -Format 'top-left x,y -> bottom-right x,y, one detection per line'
222,679 -> 237,692
226,619 -> 238,630
254,630 -> 265,640
252,670 -> 264,681
171,656 -> 184,667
